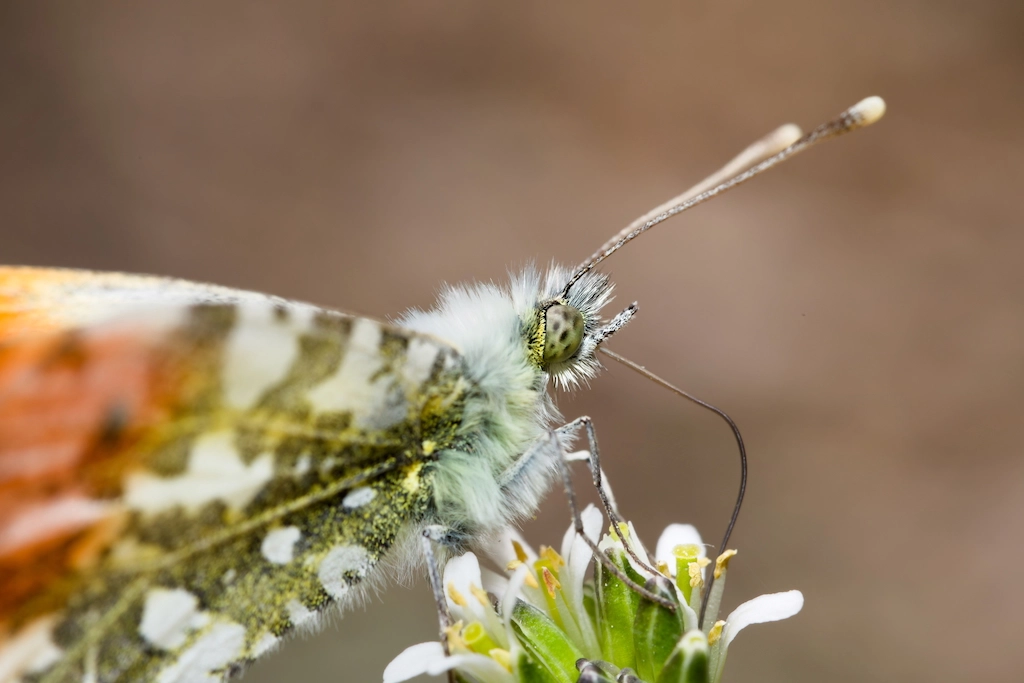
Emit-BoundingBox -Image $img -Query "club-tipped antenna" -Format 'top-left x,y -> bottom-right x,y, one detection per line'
562,96 -> 886,297
599,347 -> 747,630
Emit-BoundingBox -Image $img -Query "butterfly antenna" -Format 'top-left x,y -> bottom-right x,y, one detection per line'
599,348 -> 746,630
563,96 -> 886,297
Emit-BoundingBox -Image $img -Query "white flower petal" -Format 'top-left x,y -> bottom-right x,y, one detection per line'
562,450 -> 591,463
444,552 -> 483,586
484,528 -> 537,568
501,564 -> 530,624
561,517 -> 576,562
470,567 -> 510,650
383,642 -> 447,682
564,505 -> 602,585
502,565 -> 541,652
545,506 -> 604,656
622,521 -> 656,578
480,566 -> 510,598
560,503 -> 601,559
680,598 -> 699,633
383,642 -> 513,683
655,523 -> 705,571
723,590 -> 804,648
562,505 -> 602,632
443,553 -> 487,623
442,653 -> 516,682
597,532 -> 617,553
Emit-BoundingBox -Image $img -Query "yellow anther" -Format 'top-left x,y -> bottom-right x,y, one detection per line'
707,620 -> 726,645
688,561 -> 704,589
489,648 -> 513,672
523,571 -> 539,589
714,549 -> 738,580
656,560 -> 670,576
444,621 -> 466,650
470,584 -> 490,607
609,522 -> 631,539
511,539 -> 529,564
447,582 -> 467,607
541,567 -> 561,598
506,559 -> 523,572
422,440 -> 436,455
539,546 -> 565,568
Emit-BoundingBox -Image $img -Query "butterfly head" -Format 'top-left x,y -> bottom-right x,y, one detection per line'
523,265 -> 636,390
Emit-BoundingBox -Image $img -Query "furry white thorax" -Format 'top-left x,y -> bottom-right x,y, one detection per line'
397,265 -> 616,545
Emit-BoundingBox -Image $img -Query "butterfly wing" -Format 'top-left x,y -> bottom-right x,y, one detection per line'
0,268 -> 467,682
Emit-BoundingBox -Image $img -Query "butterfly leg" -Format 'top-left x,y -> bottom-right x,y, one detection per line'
422,525 -> 458,683
497,430 -> 675,609
556,416 -> 660,576
547,429 -> 676,610
421,526 -> 456,633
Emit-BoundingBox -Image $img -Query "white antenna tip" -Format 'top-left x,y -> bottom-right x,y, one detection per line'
772,123 -> 804,148
850,96 -> 886,127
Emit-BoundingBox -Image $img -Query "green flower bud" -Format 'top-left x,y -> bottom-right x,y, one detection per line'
512,600 -> 585,683
594,547 -> 645,671
633,576 -> 685,682
656,630 -> 709,683
517,650 -> 555,683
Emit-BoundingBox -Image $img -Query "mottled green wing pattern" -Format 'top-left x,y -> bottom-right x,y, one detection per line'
45,456 -> 434,683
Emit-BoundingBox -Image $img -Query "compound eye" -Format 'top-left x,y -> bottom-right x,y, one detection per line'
543,304 -> 585,366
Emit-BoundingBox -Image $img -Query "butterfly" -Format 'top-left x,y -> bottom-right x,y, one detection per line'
0,97 -> 883,683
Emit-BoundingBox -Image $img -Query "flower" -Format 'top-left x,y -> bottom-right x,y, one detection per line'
384,507 -> 802,683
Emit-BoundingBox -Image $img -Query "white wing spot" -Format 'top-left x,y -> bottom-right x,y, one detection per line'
156,621 -> 246,683
124,430 -> 274,514
405,338 -> 440,387
261,526 -> 302,565
342,487 -> 376,509
139,588 -> 209,651
286,599 -> 317,631
441,350 -> 459,371
306,319 -> 407,429
0,615 -> 64,679
27,636 -> 62,674
317,545 -> 372,599
250,632 -> 279,658
222,304 -> 308,409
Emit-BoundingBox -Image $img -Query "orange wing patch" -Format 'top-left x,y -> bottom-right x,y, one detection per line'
0,320 -> 197,632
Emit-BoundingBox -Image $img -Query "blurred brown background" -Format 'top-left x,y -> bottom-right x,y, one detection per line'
3,2 -> 1022,682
